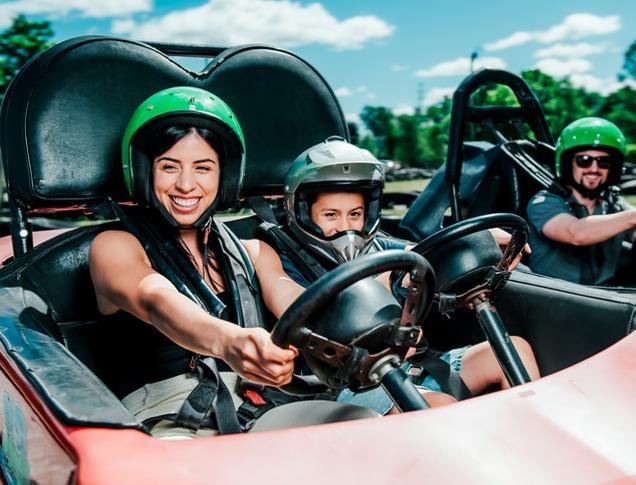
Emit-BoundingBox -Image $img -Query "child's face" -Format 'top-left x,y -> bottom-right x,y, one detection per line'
310,192 -> 365,236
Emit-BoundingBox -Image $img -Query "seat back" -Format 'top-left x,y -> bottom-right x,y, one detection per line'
0,36 -> 347,420
399,140 -> 557,241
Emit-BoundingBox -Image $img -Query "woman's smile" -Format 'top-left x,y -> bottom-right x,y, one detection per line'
152,130 -> 220,226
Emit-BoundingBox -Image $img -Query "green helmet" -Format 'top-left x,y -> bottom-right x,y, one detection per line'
121,86 -> 245,227
555,117 -> 626,188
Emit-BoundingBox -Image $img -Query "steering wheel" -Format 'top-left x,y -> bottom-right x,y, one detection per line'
392,213 -> 528,305
391,213 -> 533,387
271,250 -> 435,396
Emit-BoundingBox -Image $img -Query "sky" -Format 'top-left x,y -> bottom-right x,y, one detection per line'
2,0 -> 635,126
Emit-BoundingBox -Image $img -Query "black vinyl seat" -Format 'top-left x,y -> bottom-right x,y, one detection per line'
399,139 -> 557,241
0,36 -> 348,425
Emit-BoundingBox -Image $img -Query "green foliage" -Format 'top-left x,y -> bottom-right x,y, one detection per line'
359,106 -> 396,159
0,15 -> 54,99
347,121 -> 360,145
393,114 -> 422,166
622,40 -> 636,80
357,60 -> 636,168
358,134 -> 378,154
522,69 -> 603,137
596,86 -> 636,156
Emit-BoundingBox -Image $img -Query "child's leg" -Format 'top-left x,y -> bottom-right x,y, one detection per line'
386,390 -> 456,414
459,337 -> 540,394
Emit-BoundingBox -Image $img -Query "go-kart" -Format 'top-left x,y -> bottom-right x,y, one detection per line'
396,67 -> 636,289
0,36 -> 635,484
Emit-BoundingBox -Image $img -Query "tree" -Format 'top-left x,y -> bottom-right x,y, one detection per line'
596,86 -> 636,156
621,40 -> 636,80
0,15 -> 54,100
360,106 -> 396,159
393,114 -> 422,166
347,121 -> 360,145
522,69 -> 602,138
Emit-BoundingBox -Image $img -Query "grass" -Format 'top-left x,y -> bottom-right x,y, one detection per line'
385,179 -> 430,193
385,178 -> 636,207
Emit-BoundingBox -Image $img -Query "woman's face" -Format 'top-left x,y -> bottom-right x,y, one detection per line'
310,192 -> 365,236
152,131 -> 220,226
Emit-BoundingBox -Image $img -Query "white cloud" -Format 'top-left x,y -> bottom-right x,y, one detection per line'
485,31 -> 534,51
539,13 -> 620,43
392,104 -> 415,116
414,56 -> 507,78
111,0 -> 394,50
334,86 -> 369,98
345,113 -> 361,124
569,74 -> 636,95
534,42 -> 608,58
533,57 -> 591,78
485,13 -> 621,51
334,87 -> 354,97
423,87 -> 454,107
0,0 -> 151,28
391,64 -> 407,72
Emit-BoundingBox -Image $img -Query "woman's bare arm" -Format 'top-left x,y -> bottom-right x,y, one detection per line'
89,230 -> 296,386
242,239 -> 305,319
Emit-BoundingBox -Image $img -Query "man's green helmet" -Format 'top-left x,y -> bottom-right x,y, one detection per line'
121,86 -> 245,227
555,117 -> 626,187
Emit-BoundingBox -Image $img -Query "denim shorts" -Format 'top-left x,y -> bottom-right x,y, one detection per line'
336,346 -> 469,415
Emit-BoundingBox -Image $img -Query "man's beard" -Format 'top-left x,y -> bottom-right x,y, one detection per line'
571,172 -> 606,199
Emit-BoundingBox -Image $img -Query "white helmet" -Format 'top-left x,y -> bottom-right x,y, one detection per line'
284,137 -> 385,264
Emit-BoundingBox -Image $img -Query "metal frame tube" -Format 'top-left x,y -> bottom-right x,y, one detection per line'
8,199 -> 32,257
474,300 -> 531,386
381,366 -> 430,412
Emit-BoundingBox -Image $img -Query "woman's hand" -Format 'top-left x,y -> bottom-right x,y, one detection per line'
219,327 -> 299,387
488,228 -> 531,271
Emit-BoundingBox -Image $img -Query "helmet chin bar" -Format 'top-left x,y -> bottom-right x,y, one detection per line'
320,230 -> 370,263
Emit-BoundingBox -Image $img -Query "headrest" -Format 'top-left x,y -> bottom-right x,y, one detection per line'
205,45 -> 348,195
0,36 -> 347,210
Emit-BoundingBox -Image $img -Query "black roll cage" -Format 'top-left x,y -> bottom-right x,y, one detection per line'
445,69 -> 554,223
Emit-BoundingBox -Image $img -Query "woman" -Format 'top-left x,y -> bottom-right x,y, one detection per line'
89,86 -> 303,436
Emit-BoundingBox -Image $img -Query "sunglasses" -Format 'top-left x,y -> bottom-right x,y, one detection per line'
574,154 -> 613,169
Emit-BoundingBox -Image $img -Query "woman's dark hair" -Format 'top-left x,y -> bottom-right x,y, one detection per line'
139,125 -> 227,162
136,124 -> 229,292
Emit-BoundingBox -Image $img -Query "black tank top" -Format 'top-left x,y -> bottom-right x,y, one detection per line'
100,291 -> 231,398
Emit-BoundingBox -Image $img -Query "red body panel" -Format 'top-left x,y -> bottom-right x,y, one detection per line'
0,347 -> 76,484
1,232 -> 635,483
64,332 -> 636,484
0,230 -> 70,266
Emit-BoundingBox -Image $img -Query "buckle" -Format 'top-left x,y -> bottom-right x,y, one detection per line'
244,389 -> 267,406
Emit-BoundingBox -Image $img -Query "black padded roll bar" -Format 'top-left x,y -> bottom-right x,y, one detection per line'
446,69 -> 554,222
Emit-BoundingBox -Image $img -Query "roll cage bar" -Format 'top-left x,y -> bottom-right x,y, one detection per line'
446,69 -> 554,222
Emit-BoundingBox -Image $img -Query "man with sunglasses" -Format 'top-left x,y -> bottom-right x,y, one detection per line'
526,117 -> 634,285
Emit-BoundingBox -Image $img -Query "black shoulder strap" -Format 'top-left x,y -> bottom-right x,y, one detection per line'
247,195 -> 328,283
213,221 -> 266,328
110,201 -> 242,434
111,202 -> 221,313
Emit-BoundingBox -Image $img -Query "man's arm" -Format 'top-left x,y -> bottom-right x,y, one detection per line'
542,209 -> 636,246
